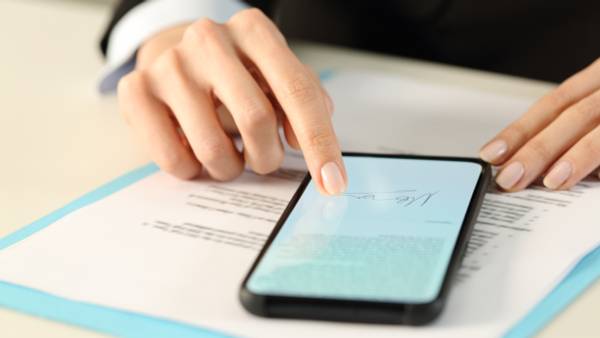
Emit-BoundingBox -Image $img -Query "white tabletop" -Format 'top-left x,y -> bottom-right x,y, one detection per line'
0,1 -> 598,337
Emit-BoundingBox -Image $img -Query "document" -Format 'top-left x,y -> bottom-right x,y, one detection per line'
0,71 -> 599,337
326,71 -> 536,157
0,166 -> 598,337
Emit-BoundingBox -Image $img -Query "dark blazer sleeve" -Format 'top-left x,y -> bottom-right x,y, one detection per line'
99,0 -> 277,57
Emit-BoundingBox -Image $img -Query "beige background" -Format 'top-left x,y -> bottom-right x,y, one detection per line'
0,0 -> 598,337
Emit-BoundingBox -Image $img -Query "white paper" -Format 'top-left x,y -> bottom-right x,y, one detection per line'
1,71 -> 599,337
328,71 -> 533,157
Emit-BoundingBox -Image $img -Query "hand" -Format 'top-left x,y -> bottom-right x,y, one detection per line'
118,9 -> 347,195
480,58 -> 600,191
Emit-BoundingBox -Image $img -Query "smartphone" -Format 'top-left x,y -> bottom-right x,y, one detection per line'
239,153 -> 491,325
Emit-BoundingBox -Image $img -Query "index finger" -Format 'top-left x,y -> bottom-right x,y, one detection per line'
227,9 -> 346,195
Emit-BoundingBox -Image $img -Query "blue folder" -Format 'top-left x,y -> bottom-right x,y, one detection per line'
1,163 -> 599,338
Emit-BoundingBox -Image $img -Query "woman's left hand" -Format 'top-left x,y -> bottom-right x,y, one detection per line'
480,58 -> 600,191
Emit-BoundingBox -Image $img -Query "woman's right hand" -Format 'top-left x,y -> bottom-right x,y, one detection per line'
118,8 -> 347,195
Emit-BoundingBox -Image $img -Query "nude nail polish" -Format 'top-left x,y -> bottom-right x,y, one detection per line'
480,140 -> 508,163
544,161 -> 572,189
496,162 -> 525,190
321,161 -> 346,195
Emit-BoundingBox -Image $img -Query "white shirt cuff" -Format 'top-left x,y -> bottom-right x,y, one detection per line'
99,0 -> 249,93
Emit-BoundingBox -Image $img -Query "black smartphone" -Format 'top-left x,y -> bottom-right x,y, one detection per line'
239,153 -> 491,325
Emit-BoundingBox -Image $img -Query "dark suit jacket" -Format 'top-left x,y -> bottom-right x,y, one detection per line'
100,0 -> 600,83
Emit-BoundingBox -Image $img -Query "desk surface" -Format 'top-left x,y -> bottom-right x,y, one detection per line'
0,1 -> 598,337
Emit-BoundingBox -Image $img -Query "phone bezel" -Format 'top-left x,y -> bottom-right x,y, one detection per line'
239,152 -> 491,325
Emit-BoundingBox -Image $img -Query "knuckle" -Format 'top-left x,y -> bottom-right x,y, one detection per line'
228,8 -> 284,45
546,85 -> 573,108
568,95 -> 600,124
579,136 -> 600,160
306,129 -> 337,152
154,49 -> 182,77
239,101 -> 275,130
187,18 -> 222,46
503,122 -> 530,145
230,8 -> 268,27
526,140 -> 553,161
160,50 -> 186,83
198,138 -> 228,166
162,48 -> 182,69
149,49 -> 188,97
284,73 -> 319,105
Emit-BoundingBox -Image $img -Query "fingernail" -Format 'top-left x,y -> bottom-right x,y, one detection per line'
321,161 -> 346,195
496,162 -> 525,190
544,161 -> 572,189
480,139 -> 508,163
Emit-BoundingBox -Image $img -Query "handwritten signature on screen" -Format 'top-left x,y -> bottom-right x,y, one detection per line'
342,190 -> 438,207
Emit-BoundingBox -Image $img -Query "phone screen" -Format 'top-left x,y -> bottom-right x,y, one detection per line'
247,156 -> 483,304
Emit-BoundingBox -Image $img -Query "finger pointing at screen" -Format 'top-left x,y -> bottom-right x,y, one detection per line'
118,9 -> 347,195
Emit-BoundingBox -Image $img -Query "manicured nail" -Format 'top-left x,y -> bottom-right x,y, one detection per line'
544,161 -> 572,189
496,162 -> 525,190
321,161 -> 346,195
479,139 -> 508,163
